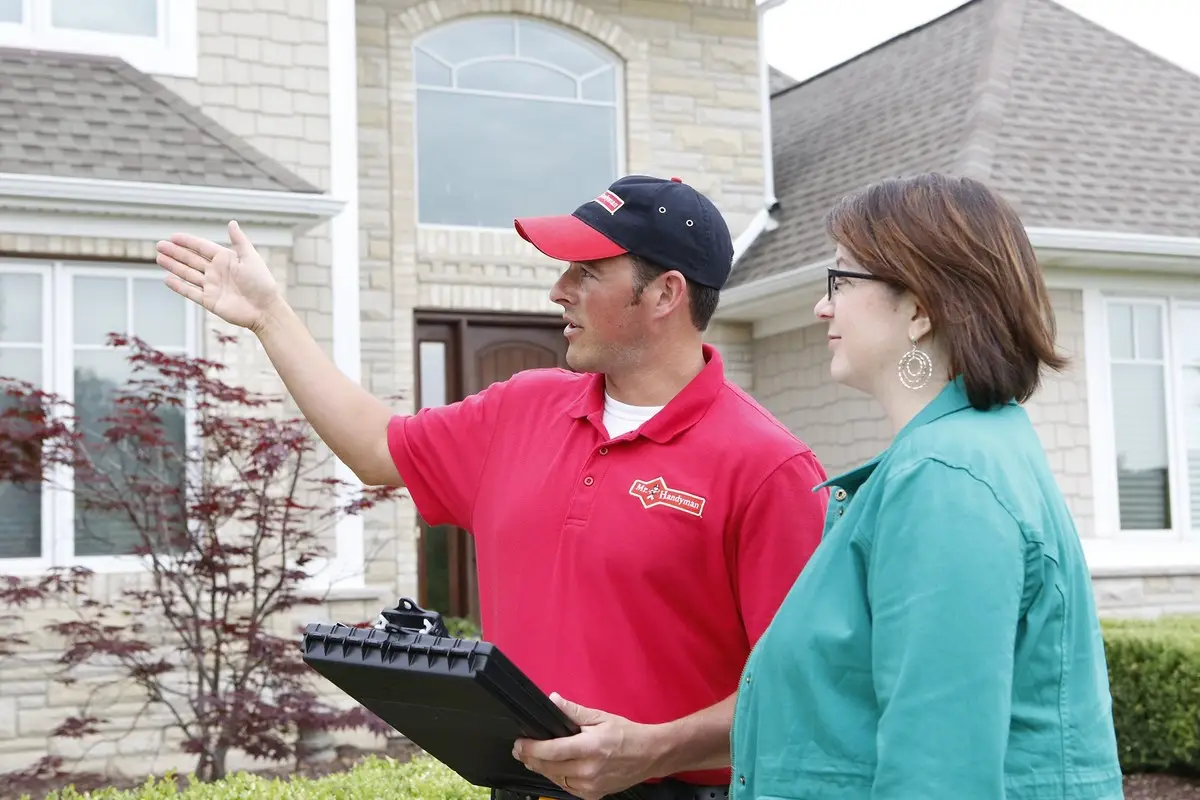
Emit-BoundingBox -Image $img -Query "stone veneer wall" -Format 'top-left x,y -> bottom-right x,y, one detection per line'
355,0 -> 767,598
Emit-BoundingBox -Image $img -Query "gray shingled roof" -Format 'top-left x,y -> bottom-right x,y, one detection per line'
730,0 -> 1200,288
0,47 -> 318,193
768,66 -> 797,94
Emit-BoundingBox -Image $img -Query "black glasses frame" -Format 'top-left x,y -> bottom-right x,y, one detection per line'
827,268 -> 886,299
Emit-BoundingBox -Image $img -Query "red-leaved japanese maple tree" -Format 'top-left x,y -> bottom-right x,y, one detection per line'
0,332 -> 397,789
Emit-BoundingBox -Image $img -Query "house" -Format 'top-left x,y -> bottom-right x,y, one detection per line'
715,0 -> 1200,616
0,0 -> 780,780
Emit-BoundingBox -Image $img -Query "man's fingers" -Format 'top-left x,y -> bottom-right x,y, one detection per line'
228,219 -> 250,248
515,734 -> 590,765
164,232 -> 224,260
156,252 -> 206,287
157,239 -> 220,275
163,274 -> 204,306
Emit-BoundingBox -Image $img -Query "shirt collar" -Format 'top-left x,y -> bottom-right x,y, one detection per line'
814,375 -> 981,492
565,343 -> 725,443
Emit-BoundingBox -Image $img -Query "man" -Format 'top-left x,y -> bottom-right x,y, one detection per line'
156,174 -> 829,800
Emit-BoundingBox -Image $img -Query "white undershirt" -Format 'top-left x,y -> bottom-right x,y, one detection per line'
602,392 -> 664,437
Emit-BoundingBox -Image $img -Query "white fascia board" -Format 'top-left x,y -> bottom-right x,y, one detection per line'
0,173 -> 343,248
1027,227 -> 1200,258
717,228 -> 1200,333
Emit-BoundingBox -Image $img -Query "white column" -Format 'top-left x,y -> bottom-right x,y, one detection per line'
326,0 -> 364,589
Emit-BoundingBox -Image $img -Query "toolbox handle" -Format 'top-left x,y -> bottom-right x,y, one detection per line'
376,597 -> 450,637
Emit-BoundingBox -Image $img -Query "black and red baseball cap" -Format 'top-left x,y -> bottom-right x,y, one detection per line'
513,175 -> 735,290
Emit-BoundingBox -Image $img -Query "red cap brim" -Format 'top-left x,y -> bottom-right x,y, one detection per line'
514,214 -> 628,262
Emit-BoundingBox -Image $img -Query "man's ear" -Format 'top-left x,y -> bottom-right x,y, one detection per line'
654,271 -> 689,319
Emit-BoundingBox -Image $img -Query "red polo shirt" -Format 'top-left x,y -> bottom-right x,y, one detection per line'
386,344 -> 828,786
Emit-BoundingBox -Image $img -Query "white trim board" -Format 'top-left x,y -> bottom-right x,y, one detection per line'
0,173 -> 343,248
716,229 -> 1200,337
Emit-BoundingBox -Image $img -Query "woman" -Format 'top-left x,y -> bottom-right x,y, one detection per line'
729,173 -> 1123,799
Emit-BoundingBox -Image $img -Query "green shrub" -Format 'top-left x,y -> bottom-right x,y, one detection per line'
1102,615 -> 1200,774
28,755 -> 490,800
444,616 -> 482,640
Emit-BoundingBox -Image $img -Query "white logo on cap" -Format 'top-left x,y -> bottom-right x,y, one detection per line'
593,190 -> 624,214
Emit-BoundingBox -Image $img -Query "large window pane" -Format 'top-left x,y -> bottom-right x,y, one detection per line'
419,341 -> 447,408
133,278 -> 186,348
1112,363 -> 1172,530
456,61 -> 577,98
0,273 -> 43,560
0,273 -> 42,343
417,91 -> 616,226
1109,300 -> 1171,532
74,276 -> 126,345
419,17 -> 515,63
51,0 -> 158,37
0,0 -> 21,23
414,17 -> 619,228
1184,366 -> 1200,530
73,301 -> 186,558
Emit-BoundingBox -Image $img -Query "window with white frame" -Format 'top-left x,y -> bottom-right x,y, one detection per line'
0,0 -> 196,78
1103,297 -> 1200,535
0,261 -> 195,569
413,16 -> 622,229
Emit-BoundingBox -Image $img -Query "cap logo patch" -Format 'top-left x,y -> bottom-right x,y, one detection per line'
593,190 -> 625,214
629,477 -> 706,518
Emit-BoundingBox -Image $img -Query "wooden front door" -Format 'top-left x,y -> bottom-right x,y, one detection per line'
414,313 -> 568,623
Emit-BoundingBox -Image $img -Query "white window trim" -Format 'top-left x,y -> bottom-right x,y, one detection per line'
0,259 -> 200,576
1082,283 -> 1200,573
410,14 -> 627,234
0,0 -> 197,79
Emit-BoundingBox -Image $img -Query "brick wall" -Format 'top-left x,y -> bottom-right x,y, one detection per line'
356,0 -> 766,598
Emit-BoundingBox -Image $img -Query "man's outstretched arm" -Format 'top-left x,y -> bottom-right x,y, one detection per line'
157,221 -> 400,487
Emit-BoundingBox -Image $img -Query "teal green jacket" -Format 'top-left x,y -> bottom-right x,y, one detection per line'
729,378 -> 1123,799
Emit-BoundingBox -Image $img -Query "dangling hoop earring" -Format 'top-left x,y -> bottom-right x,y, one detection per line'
897,336 -> 933,390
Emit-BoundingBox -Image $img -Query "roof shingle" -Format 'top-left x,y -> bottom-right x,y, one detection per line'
731,0 -> 1200,287
0,47 -> 318,194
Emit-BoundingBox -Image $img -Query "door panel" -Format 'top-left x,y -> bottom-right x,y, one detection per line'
414,315 -> 568,623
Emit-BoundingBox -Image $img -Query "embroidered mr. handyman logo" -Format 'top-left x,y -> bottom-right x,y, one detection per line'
629,477 -> 706,518
593,190 -> 624,214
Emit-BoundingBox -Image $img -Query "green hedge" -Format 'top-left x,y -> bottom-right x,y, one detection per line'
27,756 -> 489,800
1103,615 -> 1200,774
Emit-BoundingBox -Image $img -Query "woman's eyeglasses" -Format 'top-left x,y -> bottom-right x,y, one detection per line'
827,268 -> 886,299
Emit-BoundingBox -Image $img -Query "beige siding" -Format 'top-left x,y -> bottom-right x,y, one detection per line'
1,0 -> 770,776
744,288 -> 1192,615
751,289 -> 1091,521
356,0 -> 765,598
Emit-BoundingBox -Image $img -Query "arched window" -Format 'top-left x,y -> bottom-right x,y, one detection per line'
414,16 -> 622,229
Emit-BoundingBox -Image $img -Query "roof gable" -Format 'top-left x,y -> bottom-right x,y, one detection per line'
731,0 -> 1200,287
0,47 -> 318,194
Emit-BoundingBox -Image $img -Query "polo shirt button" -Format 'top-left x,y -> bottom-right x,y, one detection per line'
739,775 -> 746,785
834,488 -> 848,501
584,476 -> 594,486
599,447 -> 608,455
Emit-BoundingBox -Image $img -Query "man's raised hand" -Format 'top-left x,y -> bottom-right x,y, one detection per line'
156,220 -> 282,332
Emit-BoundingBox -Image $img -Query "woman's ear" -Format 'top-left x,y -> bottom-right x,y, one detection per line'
908,299 -> 933,344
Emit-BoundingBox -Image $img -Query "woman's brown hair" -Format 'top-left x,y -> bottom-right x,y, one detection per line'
824,172 -> 1067,410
